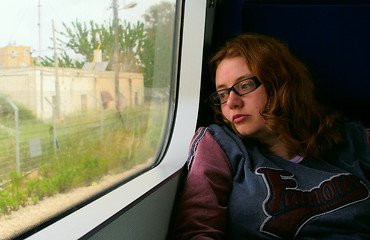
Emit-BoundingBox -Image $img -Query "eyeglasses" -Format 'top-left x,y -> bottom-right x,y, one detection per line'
209,76 -> 261,105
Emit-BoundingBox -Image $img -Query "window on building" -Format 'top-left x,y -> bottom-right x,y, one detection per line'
10,50 -> 17,58
0,0 -> 178,238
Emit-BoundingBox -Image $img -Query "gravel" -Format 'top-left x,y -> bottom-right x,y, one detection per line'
0,163 -> 150,240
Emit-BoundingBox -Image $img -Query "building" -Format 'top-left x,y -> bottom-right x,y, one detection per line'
0,66 -> 144,120
0,46 -> 32,68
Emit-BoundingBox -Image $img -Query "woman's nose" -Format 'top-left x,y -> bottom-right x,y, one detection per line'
226,91 -> 243,109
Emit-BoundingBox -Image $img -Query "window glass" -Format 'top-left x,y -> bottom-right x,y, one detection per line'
0,0 -> 177,238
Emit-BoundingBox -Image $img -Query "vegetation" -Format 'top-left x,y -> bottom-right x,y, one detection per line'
55,19 -> 145,72
0,95 -> 37,121
39,1 -> 176,88
0,103 -> 168,215
0,1 -> 175,216
141,1 -> 176,88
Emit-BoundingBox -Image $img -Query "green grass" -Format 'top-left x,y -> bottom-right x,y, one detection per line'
0,103 -> 168,215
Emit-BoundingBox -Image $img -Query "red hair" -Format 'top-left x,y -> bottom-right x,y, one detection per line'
210,33 -> 345,158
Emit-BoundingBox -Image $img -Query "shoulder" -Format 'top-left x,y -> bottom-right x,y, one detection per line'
342,121 -> 370,147
188,124 -> 253,177
189,124 -> 235,153
187,126 -> 232,174
343,121 -> 366,132
333,121 -> 370,180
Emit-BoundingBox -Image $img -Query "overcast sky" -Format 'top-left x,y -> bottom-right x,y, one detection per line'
1,0 -> 152,58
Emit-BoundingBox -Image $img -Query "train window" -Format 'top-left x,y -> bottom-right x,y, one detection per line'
0,0 -> 177,238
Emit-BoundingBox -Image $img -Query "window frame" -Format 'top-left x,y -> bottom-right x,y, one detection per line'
22,0 -> 207,238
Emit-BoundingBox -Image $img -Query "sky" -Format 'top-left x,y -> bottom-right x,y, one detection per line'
0,0 -> 154,58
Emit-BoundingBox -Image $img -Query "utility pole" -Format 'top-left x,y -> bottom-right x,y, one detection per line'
52,20 -> 60,119
113,0 -> 120,111
112,1 -> 137,111
38,0 -> 42,62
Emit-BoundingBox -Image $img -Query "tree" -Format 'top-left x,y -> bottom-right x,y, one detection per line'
39,52 -> 83,68
41,19 -> 146,72
95,19 -> 146,72
142,1 -> 176,88
38,1 -> 176,89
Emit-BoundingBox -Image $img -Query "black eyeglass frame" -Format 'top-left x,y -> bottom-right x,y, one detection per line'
209,76 -> 261,105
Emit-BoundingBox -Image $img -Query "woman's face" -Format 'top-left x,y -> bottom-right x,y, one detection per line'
215,57 -> 270,140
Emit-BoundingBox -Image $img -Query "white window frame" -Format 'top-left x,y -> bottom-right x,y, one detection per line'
27,0 -> 207,238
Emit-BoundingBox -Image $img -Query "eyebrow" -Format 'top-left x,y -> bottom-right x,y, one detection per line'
216,74 -> 255,90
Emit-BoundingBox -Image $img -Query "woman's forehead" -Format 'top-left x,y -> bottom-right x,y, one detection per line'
215,57 -> 253,88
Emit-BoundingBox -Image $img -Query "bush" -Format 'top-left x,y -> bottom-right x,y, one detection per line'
0,104 -> 165,216
0,95 -> 36,121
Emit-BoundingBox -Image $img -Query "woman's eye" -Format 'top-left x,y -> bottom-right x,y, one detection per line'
218,92 -> 227,99
241,81 -> 253,90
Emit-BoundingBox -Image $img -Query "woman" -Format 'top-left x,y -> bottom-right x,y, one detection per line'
170,33 -> 370,239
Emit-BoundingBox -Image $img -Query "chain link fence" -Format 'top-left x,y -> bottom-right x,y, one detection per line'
0,95 -> 147,182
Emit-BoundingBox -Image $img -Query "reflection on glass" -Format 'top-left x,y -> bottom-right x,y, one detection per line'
0,0 -> 176,238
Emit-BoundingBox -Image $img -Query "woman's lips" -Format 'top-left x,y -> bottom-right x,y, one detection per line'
233,114 -> 248,123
